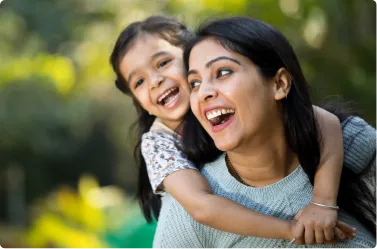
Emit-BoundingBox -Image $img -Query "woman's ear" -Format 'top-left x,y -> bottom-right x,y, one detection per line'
273,68 -> 292,101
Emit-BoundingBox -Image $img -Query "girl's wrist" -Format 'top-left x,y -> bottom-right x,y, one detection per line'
311,193 -> 337,206
282,220 -> 295,240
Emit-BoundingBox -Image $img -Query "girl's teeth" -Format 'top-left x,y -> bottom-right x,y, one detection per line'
164,94 -> 178,106
158,88 -> 177,103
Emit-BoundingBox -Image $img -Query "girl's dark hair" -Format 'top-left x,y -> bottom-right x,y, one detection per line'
182,17 -> 375,235
109,15 -> 193,222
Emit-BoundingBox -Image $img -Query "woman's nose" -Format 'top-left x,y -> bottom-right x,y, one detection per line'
198,82 -> 218,102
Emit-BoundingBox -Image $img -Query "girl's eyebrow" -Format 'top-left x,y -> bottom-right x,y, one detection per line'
187,56 -> 241,77
151,51 -> 170,60
127,51 -> 170,83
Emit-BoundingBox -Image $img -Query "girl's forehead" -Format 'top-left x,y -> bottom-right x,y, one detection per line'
131,33 -> 181,54
125,34 -> 182,63
119,34 -> 183,79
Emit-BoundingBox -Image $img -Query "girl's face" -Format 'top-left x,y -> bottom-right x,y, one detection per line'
188,38 -> 281,152
119,34 -> 190,130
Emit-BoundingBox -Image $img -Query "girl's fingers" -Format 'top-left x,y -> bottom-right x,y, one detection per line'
304,225 -> 315,244
334,227 -> 346,240
336,221 -> 356,237
315,227 -> 325,244
324,223 -> 335,241
293,222 -> 305,245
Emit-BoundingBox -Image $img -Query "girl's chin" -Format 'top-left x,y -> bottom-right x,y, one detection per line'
162,104 -> 187,117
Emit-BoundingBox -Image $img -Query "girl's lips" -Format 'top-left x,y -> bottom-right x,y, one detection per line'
161,90 -> 181,109
156,86 -> 179,105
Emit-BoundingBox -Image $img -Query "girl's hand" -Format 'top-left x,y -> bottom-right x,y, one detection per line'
292,203 -> 356,244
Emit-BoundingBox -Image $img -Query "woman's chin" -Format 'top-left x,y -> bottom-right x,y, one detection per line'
214,139 -> 237,152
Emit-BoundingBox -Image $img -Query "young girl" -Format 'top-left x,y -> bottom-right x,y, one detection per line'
110,16 -> 366,244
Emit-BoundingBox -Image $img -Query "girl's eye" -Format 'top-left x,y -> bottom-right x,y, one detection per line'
189,80 -> 201,90
158,59 -> 172,68
135,78 -> 144,88
217,68 -> 233,78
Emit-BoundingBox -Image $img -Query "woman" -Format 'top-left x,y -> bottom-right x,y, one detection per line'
109,16 -> 365,244
152,16 -> 376,247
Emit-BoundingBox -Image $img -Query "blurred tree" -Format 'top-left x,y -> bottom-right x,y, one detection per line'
0,79 -> 122,221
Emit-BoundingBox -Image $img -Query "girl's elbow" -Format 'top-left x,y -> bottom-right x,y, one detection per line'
190,208 -> 214,224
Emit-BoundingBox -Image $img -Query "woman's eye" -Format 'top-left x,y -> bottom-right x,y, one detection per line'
217,69 -> 233,78
135,78 -> 144,88
189,81 -> 201,90
158,59 -> 171,68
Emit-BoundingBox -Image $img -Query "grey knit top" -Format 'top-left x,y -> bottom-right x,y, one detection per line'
153,117 -> 376,248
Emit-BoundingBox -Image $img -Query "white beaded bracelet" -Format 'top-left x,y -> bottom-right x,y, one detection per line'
310,201 -> 339,210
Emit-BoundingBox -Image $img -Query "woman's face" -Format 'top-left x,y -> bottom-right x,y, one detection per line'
188,38 -> 280,152
119,33 -> 191,129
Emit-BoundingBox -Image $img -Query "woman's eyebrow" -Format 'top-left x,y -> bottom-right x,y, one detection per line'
187,69 -> 198,77
187,56 -> 241,77
205,56 -> 241,68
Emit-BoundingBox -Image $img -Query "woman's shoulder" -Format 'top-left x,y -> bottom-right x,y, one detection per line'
341,115 -> 376,173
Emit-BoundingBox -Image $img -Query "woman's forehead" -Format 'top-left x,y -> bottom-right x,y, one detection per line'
189,38 -> 246,70
189,39 -> 228,63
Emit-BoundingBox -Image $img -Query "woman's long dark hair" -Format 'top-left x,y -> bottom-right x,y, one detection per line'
109,16 -> 193,222
182,17 -> 375,235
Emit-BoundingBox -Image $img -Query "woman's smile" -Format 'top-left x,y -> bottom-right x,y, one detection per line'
203,107 -> 236,132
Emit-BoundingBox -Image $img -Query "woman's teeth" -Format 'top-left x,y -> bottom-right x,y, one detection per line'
206,109 -> 235,120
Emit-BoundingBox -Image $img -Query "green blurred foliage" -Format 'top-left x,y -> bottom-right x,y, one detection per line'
0,0 -> 375,247
24,175 -> 156,248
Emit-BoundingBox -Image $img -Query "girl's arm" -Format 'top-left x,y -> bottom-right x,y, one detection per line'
142,131 -> 293,240
312,106 -> 343,206
164,169 -> 293,239
293,106 -> 355,244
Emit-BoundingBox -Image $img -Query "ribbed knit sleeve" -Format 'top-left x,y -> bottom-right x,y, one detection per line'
341,116 -> 376,174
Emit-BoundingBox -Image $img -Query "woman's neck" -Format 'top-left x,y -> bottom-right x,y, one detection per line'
227,129 -> 299,187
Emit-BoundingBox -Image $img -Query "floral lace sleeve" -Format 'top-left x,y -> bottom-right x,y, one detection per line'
141,130 -> 198,195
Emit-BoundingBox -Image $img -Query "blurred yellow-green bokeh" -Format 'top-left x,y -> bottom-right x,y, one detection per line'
0,0 -> 375,247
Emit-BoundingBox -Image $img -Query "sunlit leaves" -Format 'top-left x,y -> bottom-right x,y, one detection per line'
0,54 -> 75,95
